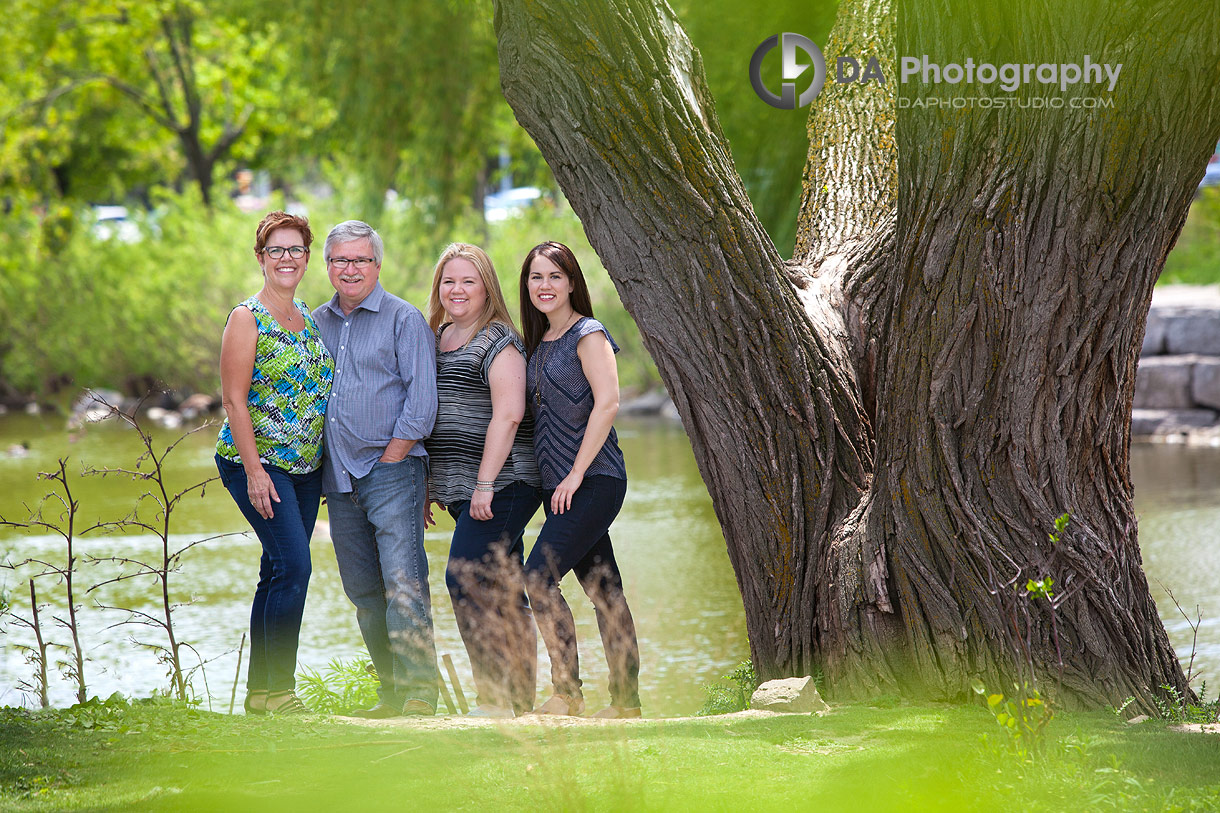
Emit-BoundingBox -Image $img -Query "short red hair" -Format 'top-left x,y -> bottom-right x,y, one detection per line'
254,211 -> 312,253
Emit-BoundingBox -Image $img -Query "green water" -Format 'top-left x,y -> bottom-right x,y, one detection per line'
0,414 -> 745,715
1,414 -> 1217,713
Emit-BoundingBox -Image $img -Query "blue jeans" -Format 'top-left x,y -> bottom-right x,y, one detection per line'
215,454 -> 321,694
327,457 -> 438,707
445,480 -> 541,713
525,475 -> 640,708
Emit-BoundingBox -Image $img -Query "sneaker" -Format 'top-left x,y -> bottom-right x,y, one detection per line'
466,704 -> 514,719
402,699 -> 435,717
531,693 -> 585,716
350,701 -> 402,719
590,705 -> 642,719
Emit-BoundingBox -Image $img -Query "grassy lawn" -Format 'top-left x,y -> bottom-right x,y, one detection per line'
2,698 -> 1218,812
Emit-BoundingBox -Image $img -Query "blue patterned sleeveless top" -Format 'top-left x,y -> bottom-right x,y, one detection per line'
525,317 -> 626,490
216,297 -> 334,473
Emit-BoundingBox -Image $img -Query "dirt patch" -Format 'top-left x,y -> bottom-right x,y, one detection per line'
333,708 -> 816,731
1170,723 -> 1220,735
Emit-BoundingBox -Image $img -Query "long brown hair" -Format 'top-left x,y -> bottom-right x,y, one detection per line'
427,243 -> 519,342
519,241 -> 595,353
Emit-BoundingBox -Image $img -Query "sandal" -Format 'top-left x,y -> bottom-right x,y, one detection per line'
590,705 -> 642,719
243,690 -> 268,716
531,693 -> 585,716
265,691 -> 311,715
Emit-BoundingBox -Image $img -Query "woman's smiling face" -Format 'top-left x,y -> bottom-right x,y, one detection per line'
527,255 -> 574,314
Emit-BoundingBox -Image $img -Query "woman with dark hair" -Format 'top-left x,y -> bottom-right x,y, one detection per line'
216,210 -> 334,715
519,241 -> 640,718
426,242 -> 541,717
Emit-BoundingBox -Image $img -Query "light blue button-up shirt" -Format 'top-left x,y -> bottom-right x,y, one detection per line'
313,283 -> 437,494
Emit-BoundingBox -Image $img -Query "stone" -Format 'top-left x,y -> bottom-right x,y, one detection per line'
1163,309 -> 1220,355
1130,408 -> 1218,437
1191,358 -> 1220,410
750,677 -> 829,714
1134,356 -> 1196,409
1141,310 -> 1166,356
619,388 -> 671,416
1126,714 -> 1150,725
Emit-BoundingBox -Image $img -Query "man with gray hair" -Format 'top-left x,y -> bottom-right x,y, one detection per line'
313,220 -> 439,717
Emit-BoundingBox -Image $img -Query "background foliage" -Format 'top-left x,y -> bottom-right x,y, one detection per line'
2,0 -> 1215,399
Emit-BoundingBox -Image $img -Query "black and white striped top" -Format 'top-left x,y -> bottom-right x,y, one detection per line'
428,321 -> 541,505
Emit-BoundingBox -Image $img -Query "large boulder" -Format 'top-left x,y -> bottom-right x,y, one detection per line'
750,676 -> 829,714
1191,358 -> 1220,411
1130,408 -> 1218,437
1163,309 -> 1220,355
1134,356 -> 1197,409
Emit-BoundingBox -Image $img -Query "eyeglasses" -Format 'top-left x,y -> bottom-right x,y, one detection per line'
261,245 -> 309,259
328,257 -> 376,269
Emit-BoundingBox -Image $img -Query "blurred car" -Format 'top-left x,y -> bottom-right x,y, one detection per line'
484,186 -> 542,222
1199,159 -> 1220,190
90,205 -> 141,243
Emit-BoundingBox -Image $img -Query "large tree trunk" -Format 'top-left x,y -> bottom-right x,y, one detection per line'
495,0 -> 1220,709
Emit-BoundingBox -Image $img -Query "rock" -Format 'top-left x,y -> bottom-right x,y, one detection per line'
146,407 -> 183,430
619,388 -> 672,416
1130,408 -> 1218,437
70,388 -> 124,415
1126,714 -> 1150,725
660,399 -> 682,421
178,392 -> 218,418
1134,356 -> 1196,409
750,677 -> 829,714
1191,358 -> 1220,410
1141,310 -> 1166,356
1163,309 -> 1220,355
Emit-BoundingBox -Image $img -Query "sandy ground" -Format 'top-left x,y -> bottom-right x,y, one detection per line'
332,708 -> 813,731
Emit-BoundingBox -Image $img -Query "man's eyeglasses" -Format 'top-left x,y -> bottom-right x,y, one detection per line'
328,257 -> 376,269
261,245 -> 309,259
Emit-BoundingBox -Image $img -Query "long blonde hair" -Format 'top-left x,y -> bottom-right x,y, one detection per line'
427,243 -> 520,342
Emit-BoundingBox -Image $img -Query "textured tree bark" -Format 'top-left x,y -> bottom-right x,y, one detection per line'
495,0 -> 1220,708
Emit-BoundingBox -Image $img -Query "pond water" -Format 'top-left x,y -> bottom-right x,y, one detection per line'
0,414 -> 1216,715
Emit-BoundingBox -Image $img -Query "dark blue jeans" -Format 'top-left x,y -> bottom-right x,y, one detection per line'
524,475 -> 640,709
215,454 -> 321,694
327,457 -> 438,708
445,480 -> 542,713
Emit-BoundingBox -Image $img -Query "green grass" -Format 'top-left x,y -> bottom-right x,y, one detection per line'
2,698 -> 1218,812
1161,187 -> 1220,286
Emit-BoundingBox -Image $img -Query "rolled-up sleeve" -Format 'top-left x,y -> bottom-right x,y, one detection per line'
394,307 -> 438,441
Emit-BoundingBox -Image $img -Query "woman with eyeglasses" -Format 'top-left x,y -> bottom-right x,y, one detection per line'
215,211 -> 334,715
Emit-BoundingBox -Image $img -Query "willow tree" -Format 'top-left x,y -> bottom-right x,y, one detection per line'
495,0 -> 1220,708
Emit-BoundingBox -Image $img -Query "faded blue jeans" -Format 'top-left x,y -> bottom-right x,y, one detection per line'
327,457 -> 438,708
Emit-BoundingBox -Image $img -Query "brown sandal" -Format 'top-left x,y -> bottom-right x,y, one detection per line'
265,691 -> 311,715
531,693 -> 585,716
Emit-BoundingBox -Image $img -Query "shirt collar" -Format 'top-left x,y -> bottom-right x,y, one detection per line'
323,282 -> 386,318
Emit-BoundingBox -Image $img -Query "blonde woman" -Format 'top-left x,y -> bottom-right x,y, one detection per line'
426,243 -> 542,717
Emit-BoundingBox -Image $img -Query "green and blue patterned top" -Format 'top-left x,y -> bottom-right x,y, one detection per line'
216,297 -> 334,473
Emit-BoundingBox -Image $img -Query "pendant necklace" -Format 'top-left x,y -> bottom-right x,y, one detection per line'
533,314 -> 579,408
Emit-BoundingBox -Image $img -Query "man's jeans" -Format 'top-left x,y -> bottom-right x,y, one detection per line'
327,457 -> 438,708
